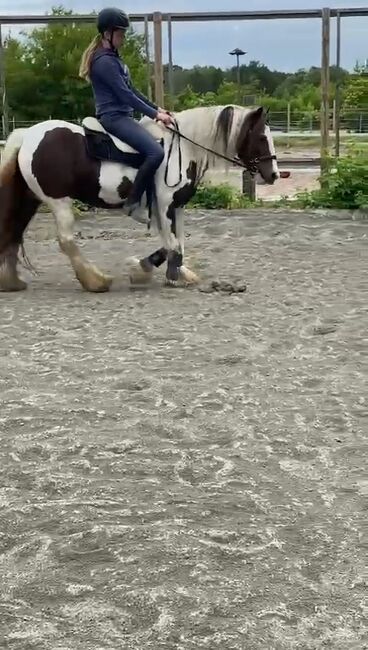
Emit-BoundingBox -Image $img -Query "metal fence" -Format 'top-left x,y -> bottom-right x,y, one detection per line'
1,7 -> 368,156
2,108 -> 368,141
270,108 -> 368,134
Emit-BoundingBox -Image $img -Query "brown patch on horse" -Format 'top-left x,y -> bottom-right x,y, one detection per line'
31,128 -> 100,203
0,183 -> 16,254
236,106 -> 268,163
0,161 -> 40,256
172,161 -> 198,209
165,161 -> 198,236
216,106 -> 235,153
217,107 -> 234,140
0,165 -> 40,291
31,127 -> 126,208
117,176 -> 132,200
0,155 -> 18,187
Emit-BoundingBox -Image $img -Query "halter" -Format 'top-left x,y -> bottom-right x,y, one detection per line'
164,120 -> 277,188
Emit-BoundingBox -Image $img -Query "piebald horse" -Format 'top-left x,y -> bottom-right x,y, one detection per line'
0,105 -> 279,292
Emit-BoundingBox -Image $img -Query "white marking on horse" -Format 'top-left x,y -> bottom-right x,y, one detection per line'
265,124 -> 279,177
98,161 -> 135,205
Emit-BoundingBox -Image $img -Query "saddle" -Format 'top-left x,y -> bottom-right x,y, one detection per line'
82,117 -> 162,169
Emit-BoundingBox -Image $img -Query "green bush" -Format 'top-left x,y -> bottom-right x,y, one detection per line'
189,183 -> 259,209
295,148 -> 368,210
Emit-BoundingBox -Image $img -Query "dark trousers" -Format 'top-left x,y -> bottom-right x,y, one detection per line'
99,113 -> 164,204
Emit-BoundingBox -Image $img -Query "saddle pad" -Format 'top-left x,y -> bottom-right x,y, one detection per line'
82,116 -> 138,154
83,125 -> 144,168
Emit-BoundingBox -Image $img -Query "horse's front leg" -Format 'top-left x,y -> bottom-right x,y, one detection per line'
126,196 -> 199,287
152,196 -> 182,286
152,194 -> 199,286
129,192 -> 182,287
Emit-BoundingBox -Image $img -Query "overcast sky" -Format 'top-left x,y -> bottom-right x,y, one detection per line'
0,0 -> 367,71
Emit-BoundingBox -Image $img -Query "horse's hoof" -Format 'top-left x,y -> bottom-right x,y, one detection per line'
76,266 -> 113,293
83,278 -> 113,293
89,279 -> 113,293
179,266 -> 200,285
0,277 -> 27,292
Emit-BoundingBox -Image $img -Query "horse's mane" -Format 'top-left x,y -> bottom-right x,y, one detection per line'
141,105 -> 253,171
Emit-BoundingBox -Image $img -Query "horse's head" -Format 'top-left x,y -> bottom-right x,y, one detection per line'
236,106 -> 279,184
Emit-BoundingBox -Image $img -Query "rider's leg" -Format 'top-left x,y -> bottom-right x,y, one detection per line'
99,114 -> 164,218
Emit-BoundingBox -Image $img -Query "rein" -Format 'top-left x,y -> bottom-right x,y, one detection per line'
163,120 -> 277,188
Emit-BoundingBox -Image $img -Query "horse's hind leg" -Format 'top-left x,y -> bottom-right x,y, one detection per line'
0,169 -> 40,291
48,198 -> 113,292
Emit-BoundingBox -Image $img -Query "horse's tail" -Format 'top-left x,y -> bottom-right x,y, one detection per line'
0,128 -> 27,186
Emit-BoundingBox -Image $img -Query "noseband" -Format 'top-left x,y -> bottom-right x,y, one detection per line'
238,154 -> 277,177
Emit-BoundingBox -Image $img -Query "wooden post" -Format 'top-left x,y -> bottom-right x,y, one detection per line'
153,12 -> 164,108
287,102 -> 291,133
0,24 -> 9,139
144,15 -> 152,102
167,14 -> 174,108
335,10 -> 341,157
321,7 -> 330,177
242,171 -> 256,201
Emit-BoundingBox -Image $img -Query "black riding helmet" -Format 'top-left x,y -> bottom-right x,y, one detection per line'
97,7 -> 130,34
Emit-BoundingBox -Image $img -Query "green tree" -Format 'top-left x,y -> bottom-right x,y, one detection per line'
4,5 -> 148,122
225,60 -> 287,95
216,81 -> 238,105
343,67 -> 368,108
173,85 -> 203,110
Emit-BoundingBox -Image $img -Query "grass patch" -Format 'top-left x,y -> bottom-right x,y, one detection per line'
189,182 -> 261,210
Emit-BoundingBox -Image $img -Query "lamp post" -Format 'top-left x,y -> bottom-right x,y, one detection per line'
229,47 -> 246,104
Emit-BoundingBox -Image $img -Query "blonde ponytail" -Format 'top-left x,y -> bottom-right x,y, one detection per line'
79,35 -> 102,81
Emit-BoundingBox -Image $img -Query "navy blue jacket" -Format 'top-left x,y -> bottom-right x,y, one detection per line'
89,47 -> 158,119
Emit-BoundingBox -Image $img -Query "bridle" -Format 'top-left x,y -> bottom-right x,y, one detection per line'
164,119 -> 277,188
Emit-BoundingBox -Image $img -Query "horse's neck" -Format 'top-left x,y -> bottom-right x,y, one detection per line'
174,106 -> 243,169
176,107 -> 221,155
141,105 -> 246,171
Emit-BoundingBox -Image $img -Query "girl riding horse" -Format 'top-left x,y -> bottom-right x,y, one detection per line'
79,7 -> 175,223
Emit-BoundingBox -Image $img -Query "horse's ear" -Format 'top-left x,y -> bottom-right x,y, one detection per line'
248,106 -> 264,129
